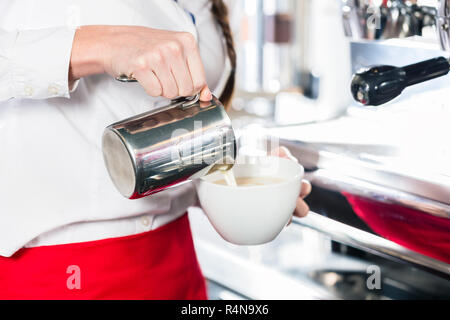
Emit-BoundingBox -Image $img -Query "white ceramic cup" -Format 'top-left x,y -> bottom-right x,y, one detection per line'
195,156 -> 304,245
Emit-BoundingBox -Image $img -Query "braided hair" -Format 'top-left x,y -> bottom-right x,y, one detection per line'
209,0 -> 236,109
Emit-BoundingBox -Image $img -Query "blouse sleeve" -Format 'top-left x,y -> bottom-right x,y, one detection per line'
0,27 -> 77,102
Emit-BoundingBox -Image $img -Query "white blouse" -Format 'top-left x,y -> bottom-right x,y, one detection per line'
0,0 -> 230,257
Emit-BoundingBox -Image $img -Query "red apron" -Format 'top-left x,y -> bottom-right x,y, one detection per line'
0,214 -> 207,300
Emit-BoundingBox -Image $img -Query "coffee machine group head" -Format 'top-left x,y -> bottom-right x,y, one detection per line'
343,0 -> 450,106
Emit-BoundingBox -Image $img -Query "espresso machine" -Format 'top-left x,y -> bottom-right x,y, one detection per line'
271,0 -> 450,296
189,0 -> 450,300
344,0 -> 450,106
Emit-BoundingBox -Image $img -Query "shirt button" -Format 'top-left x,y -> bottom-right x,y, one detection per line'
48,85 -> 60,95
24,86 -> 34,96
141,216 -> 151,227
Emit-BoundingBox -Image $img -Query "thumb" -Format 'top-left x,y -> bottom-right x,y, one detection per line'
199,86 -> 212,101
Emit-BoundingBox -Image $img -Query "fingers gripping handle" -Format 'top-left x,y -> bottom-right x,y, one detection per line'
115,74 -> 199,106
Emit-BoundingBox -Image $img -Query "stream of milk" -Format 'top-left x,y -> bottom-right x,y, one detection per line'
221,168 -> 237,187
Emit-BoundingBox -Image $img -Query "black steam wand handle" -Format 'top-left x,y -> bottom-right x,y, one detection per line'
351,57 -> 450,106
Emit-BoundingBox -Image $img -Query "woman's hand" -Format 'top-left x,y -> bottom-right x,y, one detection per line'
271,147 -> 311,221
70,26 -> 212,101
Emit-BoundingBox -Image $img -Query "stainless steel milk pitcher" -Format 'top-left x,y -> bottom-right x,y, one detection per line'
102,94 -> 236,199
